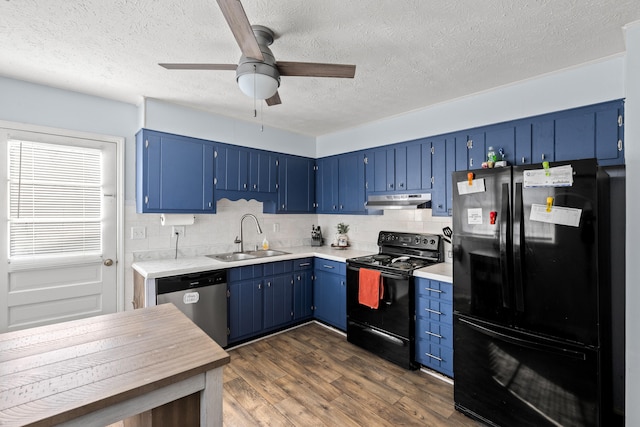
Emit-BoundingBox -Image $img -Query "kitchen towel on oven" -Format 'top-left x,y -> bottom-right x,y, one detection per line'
359,268 -> 384,309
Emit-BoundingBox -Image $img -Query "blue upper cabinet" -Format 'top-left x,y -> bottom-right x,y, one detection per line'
136,129 -> 214,213
316,157 -> 338,213
316,152 -> 366,214
215,144 -> 277,195
554,100 -> 624,165
250,151 -> 278,193
338,152 -> 366,213
276,155 -> 315,213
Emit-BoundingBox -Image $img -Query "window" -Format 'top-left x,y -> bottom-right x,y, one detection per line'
8,139 -> 102,259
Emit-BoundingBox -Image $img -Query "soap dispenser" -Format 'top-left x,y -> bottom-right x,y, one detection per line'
262,236 -> 269,250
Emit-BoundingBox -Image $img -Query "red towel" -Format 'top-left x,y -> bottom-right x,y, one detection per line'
358,268 -> 384,309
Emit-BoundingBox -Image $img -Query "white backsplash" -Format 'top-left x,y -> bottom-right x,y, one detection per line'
123,198 -> 453,309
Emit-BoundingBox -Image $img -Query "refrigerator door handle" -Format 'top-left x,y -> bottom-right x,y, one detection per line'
513,182 -> 525,312
499,182 -> 511,309
459,317 -> 587,361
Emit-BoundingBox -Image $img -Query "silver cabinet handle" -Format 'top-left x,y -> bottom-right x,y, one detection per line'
323,265 -> 334,269
426,353 -> 443,361
425,331 -> 443,339
298,262 -> 311,267
424,287 -> 442,293
425,308 -> 442,315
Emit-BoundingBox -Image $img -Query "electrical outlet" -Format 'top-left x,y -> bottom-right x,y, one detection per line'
172,226 -> 185,238
131,226 -> 146,240
448,250 -> 453,259
273,223 -> 280,232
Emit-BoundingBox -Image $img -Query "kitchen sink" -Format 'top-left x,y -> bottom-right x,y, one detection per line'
206,249 -> 290,262
245,249 -> 290,257
206,252 -> 257,262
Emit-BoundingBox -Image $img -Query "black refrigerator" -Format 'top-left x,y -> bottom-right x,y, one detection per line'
452,158 -> 613,427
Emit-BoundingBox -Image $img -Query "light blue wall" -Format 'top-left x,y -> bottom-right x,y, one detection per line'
317,56 -> 625,157
0,76 -> 139,200
142,98 -> 316,158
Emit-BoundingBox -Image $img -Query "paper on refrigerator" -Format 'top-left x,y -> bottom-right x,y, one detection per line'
522,165 -> 573,188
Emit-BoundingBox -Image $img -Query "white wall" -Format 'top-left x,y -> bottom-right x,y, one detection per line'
624,20 -> 640,427
317,56 -> 625,157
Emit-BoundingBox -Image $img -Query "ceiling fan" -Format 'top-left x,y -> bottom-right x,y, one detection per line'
159,0 -> 356,106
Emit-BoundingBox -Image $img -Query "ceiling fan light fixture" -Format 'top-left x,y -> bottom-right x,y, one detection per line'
237,72 -> 279,100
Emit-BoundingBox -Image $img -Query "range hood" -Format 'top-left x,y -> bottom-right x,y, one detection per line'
365,193 -> 432,210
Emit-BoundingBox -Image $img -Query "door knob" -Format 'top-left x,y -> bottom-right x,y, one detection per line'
103,259 -> 114,267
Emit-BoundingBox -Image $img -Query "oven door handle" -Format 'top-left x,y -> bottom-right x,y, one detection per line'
347,265 -> 408,280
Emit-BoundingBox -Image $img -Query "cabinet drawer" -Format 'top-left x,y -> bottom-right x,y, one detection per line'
416,339 -> 453,377
415,279 -> 452,302
416,296 -> 452,324
263,260 -> 293,276
229,264 -> 264,281
293,257 -> 314,271
416,319 -> 453,348
314,258 -> 345,274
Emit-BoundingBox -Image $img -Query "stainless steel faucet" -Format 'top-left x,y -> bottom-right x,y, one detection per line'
234,214 -> 263,252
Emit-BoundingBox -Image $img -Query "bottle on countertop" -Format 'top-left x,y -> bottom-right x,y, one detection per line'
262,237 -> 269,250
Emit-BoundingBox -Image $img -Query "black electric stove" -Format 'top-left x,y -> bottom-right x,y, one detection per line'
348,231 -> 443,275
346,231 -> 444,369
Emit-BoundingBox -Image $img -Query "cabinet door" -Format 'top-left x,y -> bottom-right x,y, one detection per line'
278,156 -> 315,213
228,279 -> 262,342
338,152 -> 366,213
430,137 -> 447,216
466,131 -> 485,170
420,141 -> 432,190
313,270 -> 337,324
406,143 -> 422,191
394,145 -> 407,191
532,119 -> 555,163
444,139 -> 456,217
370,149 -> 387,192
515,124 -> 532,165
595,106 -> 623,164
386,148 -> 395,191
555,112 -> 595,162
250,151 -> 277,193
293,270 -> 313,321
264,274 -> 293,330
485,127 -> 515,166
316,157 -> 338,213
137,131 -> 214,213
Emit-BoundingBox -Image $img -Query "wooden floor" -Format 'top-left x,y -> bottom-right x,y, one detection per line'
222,322 -> 480,426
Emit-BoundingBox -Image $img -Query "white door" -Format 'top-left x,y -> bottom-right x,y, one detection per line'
0,125 -> 120,332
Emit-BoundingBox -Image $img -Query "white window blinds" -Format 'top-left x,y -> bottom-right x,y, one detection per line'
8,140 -> 102,259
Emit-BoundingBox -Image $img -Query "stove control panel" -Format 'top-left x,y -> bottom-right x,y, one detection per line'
377,231 -> 441,251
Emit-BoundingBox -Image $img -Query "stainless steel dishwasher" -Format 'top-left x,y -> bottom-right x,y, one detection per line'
156,269 -> 228,347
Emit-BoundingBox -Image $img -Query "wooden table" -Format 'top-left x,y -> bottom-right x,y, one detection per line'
0,304 -> 230,427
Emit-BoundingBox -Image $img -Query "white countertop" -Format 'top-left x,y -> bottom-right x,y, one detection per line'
132,245 -> 453,283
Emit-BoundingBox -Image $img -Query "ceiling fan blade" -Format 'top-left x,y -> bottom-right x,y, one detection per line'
265,92 -> 281,106
159,63 -> 237,70
276,62 -> 356,78
216,0 -> 264,61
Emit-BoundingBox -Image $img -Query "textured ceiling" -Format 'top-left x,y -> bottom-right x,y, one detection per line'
0,0 -> 639,137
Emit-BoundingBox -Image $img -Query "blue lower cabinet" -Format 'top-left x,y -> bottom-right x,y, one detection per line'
416,340 -> 454,377
415,277 -> 453,377
228,278 -> 263,343
229,259 -> 316,344
293,258 -> 314,321
313,259 -> 346,330
263,273 -> 293,330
